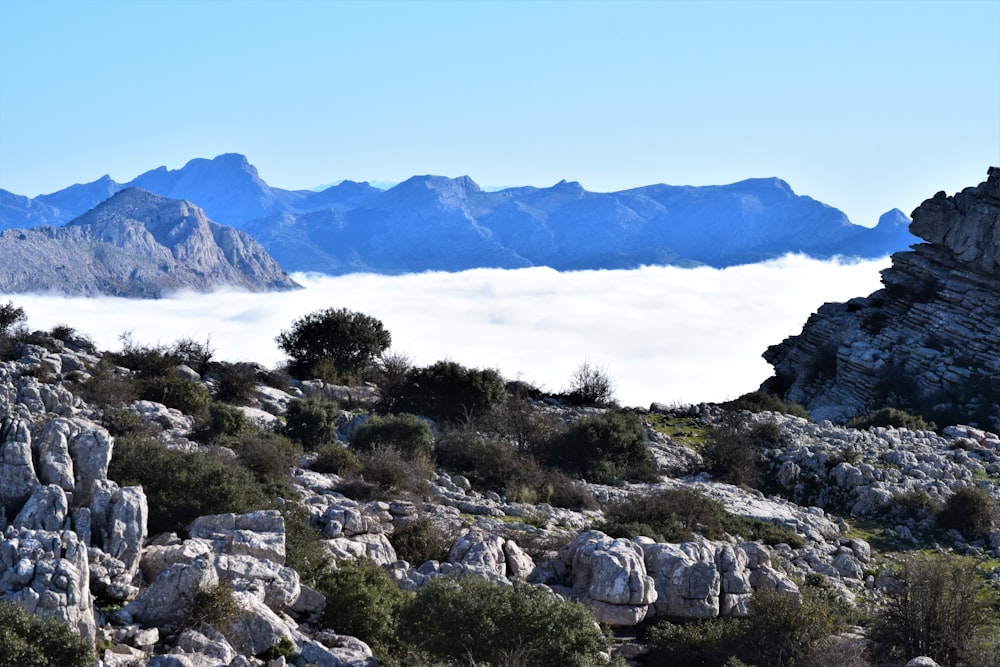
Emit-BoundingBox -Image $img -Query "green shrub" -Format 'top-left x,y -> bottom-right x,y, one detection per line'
398,576 -> 610,666
724,391 -> 811,420
226,431 -> 302,486
187,583 -> 241,630
282,397 -> 340,450
870,553 -> 997,666
847,407 -> 936,431
538,410 -> 656,483
937,486 -> 1000,541
100,407 -> 160,438
312,443 -> 362,476
348,447 -> 435,501
435,426 -> 545,496
210,361 -> 260,404
315,559 -> 410,658
276,307 -> 391,382
644,585 -> 855,667
280,504 -> 330,586
350,413 -> 434,461
196,401 -> 254,443
390,517 -> 452,566
74,359 -> 137,408
601,488 -> 726,543
170,336 -> 215,374
703,414 -> 781,488
0,600 -> 95,667
391,360 -> 506,424
136,375 -> 211,418
887,489 -> 943,522
109,433 -> 269,535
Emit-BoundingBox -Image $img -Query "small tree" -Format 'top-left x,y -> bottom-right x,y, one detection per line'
393,360 -> 506,424
871,554 -> 997,666
566,361 -> 616,406
937,486 -> 1000,541
0,301 -> 26,337
276,308 -> 391,383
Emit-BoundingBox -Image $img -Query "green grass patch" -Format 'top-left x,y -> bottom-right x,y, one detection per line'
645,413 -> 710,449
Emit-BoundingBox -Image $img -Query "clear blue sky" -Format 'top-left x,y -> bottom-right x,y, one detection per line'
1,0 -> 997,227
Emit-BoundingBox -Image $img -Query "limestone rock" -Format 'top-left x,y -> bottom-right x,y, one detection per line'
763,167 -> 1000,427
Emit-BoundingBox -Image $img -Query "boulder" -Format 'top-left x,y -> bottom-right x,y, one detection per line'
124,554 -> 219,630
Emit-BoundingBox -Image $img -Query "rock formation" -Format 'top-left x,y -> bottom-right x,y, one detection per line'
763,167 -> 1000,427
0,188 -> 299,297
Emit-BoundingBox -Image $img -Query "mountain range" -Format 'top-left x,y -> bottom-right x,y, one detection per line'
1,154 -> 919,276
0,188 -> 298,297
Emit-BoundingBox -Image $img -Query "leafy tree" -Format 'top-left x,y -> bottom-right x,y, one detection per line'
0,601 -> 94,667
702,413 -> 781,488
398,576 -> 610,666
276,307 -> 391,382
0,301 -> 26,337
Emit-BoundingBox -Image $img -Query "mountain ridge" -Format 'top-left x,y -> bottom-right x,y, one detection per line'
0,153 -> 921,275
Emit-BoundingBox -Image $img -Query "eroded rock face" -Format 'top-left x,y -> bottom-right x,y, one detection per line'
763,167 -> 1000,427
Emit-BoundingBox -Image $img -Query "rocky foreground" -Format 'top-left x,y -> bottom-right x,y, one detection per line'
0,328 -> 997,666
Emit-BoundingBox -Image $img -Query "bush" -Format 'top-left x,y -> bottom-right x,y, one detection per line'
74,359 -> 137,408
187,583 -> 241,630
724,391 -> 811,420
435,426 -> 544,496
109,433 -> 270,535
280,504 -> 330,586
398,576 -> 610,666
847,407 -> 936,431
315,559 -> 410,658
0,600 -> 95,667
311,443 -> 362,476
538,410 -> 656,483
937,486 -> 1000,541
340,447 -> 435,501
276,307 -> 391,382
565,361 -> 616,406
702,414 -> 781,488
0,301 -> 27,337
350,413 -> 434,461
282,397 -> 340,450
210,361 -> 260,404
226,431 -> 302,486
136,375 -> 212,418
644,585 -> 856,667
392,360 -> 506,424
870,553 -> 997,666
390,517 -> 452,566
196,401 -> 253,443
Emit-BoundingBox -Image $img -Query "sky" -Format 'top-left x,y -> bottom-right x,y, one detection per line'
9,256 -> 889,408
1,0 -> 998,227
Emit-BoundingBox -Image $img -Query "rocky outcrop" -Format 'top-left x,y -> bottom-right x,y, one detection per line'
0,188 -> 299,297
763,167 -> 1000,427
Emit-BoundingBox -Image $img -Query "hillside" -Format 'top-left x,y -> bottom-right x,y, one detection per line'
0,188 -> 299,297
0,154 -> 919,275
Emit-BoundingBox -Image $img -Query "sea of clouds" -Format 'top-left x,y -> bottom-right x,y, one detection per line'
3,255 -> 891,408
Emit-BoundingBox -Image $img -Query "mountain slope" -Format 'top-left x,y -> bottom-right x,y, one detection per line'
0,188 -> 299,297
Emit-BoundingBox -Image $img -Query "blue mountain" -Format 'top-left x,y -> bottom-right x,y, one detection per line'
0,154 -> 920,274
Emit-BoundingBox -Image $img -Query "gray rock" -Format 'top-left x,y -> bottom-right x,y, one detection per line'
125,554 -> 219,630
12,484 -> 68,531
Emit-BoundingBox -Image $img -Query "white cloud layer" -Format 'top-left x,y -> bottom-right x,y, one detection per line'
3,255 -> 891,408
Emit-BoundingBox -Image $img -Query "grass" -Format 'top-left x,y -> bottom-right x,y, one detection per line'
646,413 -> 711,449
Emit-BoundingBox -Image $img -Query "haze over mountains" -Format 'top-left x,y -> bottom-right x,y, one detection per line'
1,154 -> 918,277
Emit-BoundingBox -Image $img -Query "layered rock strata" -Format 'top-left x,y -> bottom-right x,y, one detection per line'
763,167 -> 1000,426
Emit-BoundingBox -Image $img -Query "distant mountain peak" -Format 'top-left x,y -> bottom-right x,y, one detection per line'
875,208 -> 910,230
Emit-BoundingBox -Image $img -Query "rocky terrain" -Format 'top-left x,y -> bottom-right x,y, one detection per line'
0,188 -> 299,297
0,319 -> 995,666
763,167 -> 1000,428
1,153 -> 918,275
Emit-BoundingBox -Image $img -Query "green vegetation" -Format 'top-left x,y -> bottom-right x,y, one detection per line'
109,433 -> 270,535
0,601 -> 95,667
565,360 -> 616,406
350,413 -> 434,461
937,486 -> 1000,541
643,584 -> 858,667
600,488 -> 805,547
276,307 -> 391,382
870,553 -> 999,666
847,407 -> 936,431
723,391 -> 811,420
398,576 -> 611,666
282,396 -> 340,450
702,414 -> 782,488
389,360 -> 507,424
537,410 -> 658,484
